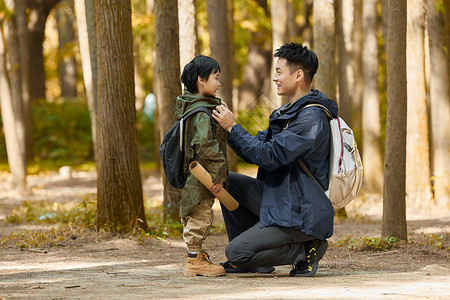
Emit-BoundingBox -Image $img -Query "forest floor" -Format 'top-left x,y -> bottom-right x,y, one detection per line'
0,168 -> 449,299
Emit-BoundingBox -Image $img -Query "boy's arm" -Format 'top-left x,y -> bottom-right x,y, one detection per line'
189,113 -> 227,184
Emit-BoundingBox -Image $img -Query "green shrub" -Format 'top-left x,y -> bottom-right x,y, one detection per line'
0,98 -> 156,163
33,98 -> 93,160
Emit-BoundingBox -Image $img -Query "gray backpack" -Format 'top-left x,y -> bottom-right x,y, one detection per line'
291,104 -> 364,209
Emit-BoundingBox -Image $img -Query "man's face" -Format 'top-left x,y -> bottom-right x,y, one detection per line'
272,58 -> 299,98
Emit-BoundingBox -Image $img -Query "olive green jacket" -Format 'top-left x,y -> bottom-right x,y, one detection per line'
175,90 -> 228,217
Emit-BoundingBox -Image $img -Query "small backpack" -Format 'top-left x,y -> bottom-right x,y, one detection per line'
295,104 -> 363,209
159,106 -> 212,189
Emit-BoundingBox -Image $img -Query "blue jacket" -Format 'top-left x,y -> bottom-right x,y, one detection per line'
228,90 -> 338,240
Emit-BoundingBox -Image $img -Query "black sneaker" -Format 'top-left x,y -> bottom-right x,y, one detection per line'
221,261 -> 275,274
289,239 -> 328,277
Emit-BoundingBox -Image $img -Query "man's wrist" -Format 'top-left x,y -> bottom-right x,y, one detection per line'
227,122 -> 237,133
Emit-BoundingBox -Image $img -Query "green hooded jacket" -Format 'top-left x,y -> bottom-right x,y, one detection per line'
175,90 -> 228,217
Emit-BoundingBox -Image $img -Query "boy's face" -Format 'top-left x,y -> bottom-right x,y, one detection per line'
272,58 -> 301,98
198,71 -> 220,97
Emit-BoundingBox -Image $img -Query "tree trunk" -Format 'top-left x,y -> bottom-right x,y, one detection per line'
427,0 -> 450,207
238,41 -> 271,110
314,0 -> 347,218
178,0 -> 197,70
6,5 -> 26,162
336,0 -> 353,124
362,0 -> 383,192
95,0 -> 147,232
313,0 -> 336,100
0,20 -> 27,192
134,36 -> 146,110
406,0 -> 433,207
155,0 -> 182,221
270,0 -> 289,107
382,0 -> 407,240
74,0 -> 98,152
352,0 -> 364,146
28,0 -> 61,101
208,0 -> 237,172
56,0 -> 77,98
16,0 -> 33,162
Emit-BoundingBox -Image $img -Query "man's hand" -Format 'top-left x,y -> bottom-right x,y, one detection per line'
212,102 -> 237,133
209,182 -> 223,194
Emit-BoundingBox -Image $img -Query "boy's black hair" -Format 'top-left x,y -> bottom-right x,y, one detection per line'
273,43 -> 319,84
180,55 -> 221,93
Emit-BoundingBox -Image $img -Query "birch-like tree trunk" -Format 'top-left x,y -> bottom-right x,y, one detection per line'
362,0 -> 383,192
155,0 -> 182,221
382,0 -> 407,240
74,0 -> 98,153
95,0 -> 147,232
270,0 -> 289,107
426,0 -> 450,207
0,19 -> 27,192
406,0 -> 433,207
178,0 -> 197,70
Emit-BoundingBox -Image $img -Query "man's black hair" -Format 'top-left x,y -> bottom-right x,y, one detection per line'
180,55 -> 221,93
273,43 -> 319,84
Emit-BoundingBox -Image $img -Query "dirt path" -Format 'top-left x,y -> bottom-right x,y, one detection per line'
1,170 -> 449,299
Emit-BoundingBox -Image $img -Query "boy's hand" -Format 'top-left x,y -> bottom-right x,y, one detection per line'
210,182 -> 223,194
213,103 -> 236,133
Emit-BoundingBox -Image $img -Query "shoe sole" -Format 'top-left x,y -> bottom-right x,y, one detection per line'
184,271 -> 226,277
225,266 -> 275,274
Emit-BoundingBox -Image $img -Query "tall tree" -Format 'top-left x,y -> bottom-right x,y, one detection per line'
0,10 -> 27,192
270,0 -> 289,107
427,0 -> 450,207
313,0 -> 336,101
406,0 -> 433,206
28,0 -> 61,100
56,0 -> 77,97
351,0 -> 364,145
178,0 -> 197,70
15,0 -> 33,162
336,0 -> 354,124
314,0 -> 348,218
382,0 -> 407,240
155,0 -> 182,221
74,0 -> 98,151
207,0 -> 237,171
95,0 -> 147,232
362,0 -> 383,192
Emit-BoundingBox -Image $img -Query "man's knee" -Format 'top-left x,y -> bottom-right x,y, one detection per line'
225,239 -> 252,266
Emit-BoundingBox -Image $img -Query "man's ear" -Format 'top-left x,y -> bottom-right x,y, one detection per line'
198,76 -> 204,85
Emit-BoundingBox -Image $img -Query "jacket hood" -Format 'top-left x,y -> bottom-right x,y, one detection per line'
175,90 -> 222,119
272,89 -> 339,121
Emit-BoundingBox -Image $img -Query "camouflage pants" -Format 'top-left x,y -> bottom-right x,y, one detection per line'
181,198 -> 214,252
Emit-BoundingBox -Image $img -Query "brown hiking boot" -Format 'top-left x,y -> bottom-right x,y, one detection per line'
184,251 -> 226,277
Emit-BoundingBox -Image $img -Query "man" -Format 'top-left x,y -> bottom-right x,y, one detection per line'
212,43 -> 337,277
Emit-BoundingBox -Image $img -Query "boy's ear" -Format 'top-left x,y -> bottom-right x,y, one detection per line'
198,76 -> 204,85
296,69 -> 303,81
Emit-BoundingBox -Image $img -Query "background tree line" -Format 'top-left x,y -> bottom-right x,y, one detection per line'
0,0 -> 449,239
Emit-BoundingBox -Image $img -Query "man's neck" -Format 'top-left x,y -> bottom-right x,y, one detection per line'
288,86 -> 312,104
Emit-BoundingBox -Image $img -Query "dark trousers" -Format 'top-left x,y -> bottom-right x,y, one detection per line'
221,172 -> 314,268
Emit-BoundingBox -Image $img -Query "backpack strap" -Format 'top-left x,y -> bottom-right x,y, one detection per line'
179,106 -> 213,151
284,103 -> 333,191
